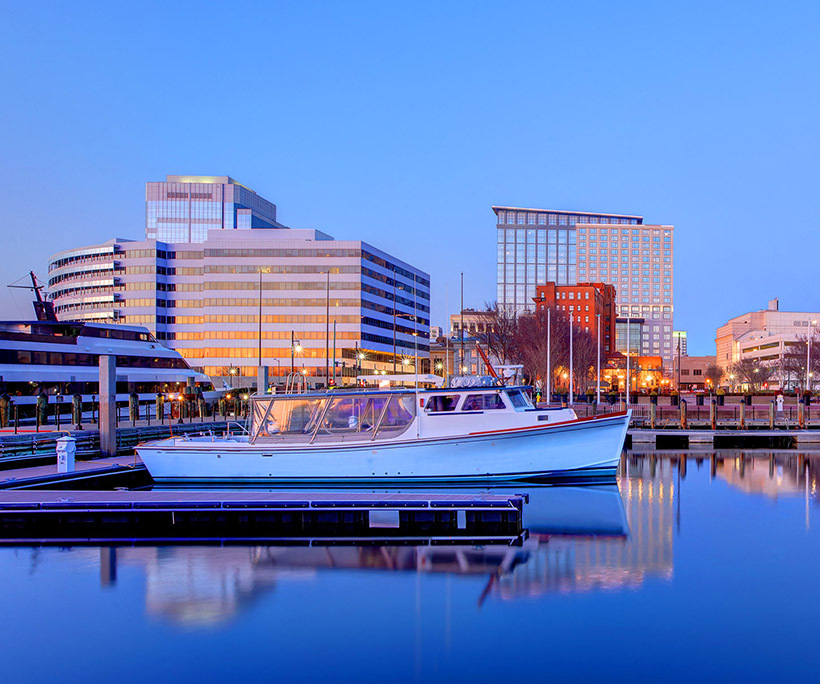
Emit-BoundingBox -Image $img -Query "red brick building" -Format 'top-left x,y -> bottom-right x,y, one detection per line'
533,282 -> 617,353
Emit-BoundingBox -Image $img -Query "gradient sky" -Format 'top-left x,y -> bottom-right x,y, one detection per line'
1,1 -> 818,355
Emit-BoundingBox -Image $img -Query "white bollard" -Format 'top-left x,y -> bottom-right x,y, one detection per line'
56,436 -> 76,473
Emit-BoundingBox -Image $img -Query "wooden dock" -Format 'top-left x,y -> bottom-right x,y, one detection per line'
627,428 -> 820,450
0,490 -> 526,542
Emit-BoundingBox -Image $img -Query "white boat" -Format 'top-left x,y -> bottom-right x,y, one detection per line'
137,384 -> 630,484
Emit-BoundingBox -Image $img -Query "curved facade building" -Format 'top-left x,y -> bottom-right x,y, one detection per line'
48,229 -> 430,386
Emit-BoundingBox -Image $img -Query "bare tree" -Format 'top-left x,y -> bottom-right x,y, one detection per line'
728,358 -> 776,392
474,302 -> 519,367
704,363 -> 724,390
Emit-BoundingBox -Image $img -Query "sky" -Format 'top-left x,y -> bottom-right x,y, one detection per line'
1,0 -> 818,355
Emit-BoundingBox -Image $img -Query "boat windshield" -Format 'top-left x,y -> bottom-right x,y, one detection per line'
251,392 -> 417,442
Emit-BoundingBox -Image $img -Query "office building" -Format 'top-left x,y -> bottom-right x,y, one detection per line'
715,299 -> 820,371
146,175 -> 286,243
677,355 -> 716,391
49,229 -> 429,386
672,331 -> 687,356
533,282 -> 616,354
494,206 -> 675,363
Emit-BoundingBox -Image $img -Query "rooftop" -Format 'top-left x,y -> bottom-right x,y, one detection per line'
492,205 -> 643,220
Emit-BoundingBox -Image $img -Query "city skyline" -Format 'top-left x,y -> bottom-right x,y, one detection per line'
2,2 -> 820,356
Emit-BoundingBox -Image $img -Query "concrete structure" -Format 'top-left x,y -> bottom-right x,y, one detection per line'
677,355 -> 716,391
145,175 -> 286,243
494,207 -> 674,363
49,229 -> 429,388
533,282 -> 616,354
715,299 -> 820,371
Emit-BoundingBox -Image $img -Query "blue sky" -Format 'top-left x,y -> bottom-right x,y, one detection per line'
1,1 -> 818,355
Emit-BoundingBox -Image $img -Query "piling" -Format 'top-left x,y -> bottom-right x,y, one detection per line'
257,366 -> 269,396
99,355 -> 117,458
72,393 -> 83,430
769,401 -> 775,430
650,402 -> 657,429
799,401 -> 805,429
710,400 -> 716,430
680,399 -> 687,430
739,402 -> 746,430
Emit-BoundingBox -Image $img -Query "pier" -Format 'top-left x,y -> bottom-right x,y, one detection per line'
0,490 -> 525,543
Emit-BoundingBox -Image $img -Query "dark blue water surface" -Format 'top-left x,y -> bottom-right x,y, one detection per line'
1,452 -> 819,684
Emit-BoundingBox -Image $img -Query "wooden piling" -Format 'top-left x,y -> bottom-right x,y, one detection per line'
680,400 -> 687,430
650,402 -> 657,429
769,401 -> 775,430
739,402 -> 746,430
710,400 -> 716,430
99,355 -> 117,458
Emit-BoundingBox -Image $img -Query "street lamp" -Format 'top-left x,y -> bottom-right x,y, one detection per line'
807,320 -> 817,393
291,331 -> 302,375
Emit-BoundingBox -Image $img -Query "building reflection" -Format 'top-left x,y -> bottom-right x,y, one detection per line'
84,473 -> 687,624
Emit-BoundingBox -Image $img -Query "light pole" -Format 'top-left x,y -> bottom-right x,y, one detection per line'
290,332 -> 302,375
625,316 -> 631,407
596,312 -> 601,406
807,320 -> 817,392
546,308 -> 551,401
569,313 -> 574,406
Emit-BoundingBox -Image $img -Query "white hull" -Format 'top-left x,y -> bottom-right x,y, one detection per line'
137,412 -> 630,484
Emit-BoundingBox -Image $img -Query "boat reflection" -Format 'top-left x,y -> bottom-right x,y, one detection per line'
81,478 -> 684,625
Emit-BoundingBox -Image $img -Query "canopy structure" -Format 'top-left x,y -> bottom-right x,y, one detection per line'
356,374 -> 445,387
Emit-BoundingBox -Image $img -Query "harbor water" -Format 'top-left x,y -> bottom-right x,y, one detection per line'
0,451 -> 818,683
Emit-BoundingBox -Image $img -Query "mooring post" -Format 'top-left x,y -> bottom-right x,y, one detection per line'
99,355 -> 117,458
710,400 -> 716,430
650,402 -> 656,430
739,402 -> 746,430
257,366 -> 268,396
769,400 -> 775,430
13,403 -> 18,434
799,400 -> 805,429
680,399 -> 687,430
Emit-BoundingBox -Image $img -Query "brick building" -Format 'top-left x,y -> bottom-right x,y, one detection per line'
533,282 -> 617,354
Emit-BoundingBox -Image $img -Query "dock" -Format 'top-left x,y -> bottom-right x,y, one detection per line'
627,428 -> 820,450
0,490 -> 526,543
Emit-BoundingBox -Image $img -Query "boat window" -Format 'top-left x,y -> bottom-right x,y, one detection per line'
425,395 -> 460,412
17,351 -> 31,364
252,393 -> 416,440
506,390 -> 531,409
463,394 -> 506,411
484,393 -> 506,410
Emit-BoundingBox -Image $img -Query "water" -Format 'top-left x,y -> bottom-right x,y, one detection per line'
1,451 -> 818,683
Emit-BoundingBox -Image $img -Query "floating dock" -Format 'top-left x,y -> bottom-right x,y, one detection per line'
0,490 -> 525,543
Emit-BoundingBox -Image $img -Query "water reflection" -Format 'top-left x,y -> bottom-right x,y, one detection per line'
9,451 -> 820,629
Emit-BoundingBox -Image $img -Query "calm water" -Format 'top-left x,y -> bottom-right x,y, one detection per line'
1,452 -> 819,684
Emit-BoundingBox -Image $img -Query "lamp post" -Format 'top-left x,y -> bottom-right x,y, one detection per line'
596,312 -> 601,406
290,331 -> 302,375
625,316 -> 631,406
569,313 -> 574,405
807,320 -> 817,393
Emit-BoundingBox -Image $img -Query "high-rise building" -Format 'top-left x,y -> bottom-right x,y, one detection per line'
146,176 -> 286,243
672,331 -> 688,356
533,282 -> 616,354
494,206 -> 675,363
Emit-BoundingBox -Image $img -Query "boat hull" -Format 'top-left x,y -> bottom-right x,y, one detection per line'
137,412 -> 629,484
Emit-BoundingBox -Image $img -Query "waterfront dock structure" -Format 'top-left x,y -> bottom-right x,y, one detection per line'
0,490 -> 525,543
48,175 -> 431,389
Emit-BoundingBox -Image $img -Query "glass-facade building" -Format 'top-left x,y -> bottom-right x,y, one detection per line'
146,176 -> 285,243
495,206 -> 675,363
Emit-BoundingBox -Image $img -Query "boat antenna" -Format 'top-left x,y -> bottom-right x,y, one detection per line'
7,271 -> 58,321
